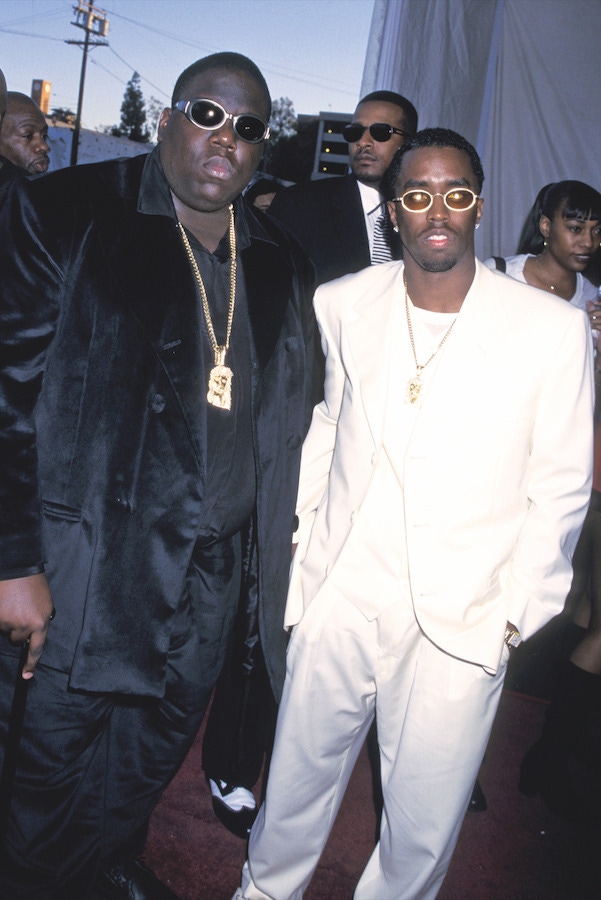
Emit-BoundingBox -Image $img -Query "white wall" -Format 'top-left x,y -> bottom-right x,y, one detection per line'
46,125 -> 152,172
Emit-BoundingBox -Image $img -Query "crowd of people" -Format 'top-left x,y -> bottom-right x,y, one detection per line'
0,51 -> 599,900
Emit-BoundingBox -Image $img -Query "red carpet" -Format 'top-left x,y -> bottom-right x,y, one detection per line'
145,688 -> 601,899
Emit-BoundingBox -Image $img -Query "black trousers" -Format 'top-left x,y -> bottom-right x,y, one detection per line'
0,537 -> 241,900
202,630 -> 278,791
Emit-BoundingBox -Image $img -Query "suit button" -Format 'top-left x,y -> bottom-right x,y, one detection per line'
150,393 -> 166,413
287,434 -> 302,449
111,492 -> 132,512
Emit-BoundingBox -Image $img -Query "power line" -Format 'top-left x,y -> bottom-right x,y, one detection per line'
107,47 -> 170,100
102,6 -> 359,97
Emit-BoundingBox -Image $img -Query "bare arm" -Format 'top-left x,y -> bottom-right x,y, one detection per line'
0,573 -> 54,678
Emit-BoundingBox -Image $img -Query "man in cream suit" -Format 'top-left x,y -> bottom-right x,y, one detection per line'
235,129 -> 594,900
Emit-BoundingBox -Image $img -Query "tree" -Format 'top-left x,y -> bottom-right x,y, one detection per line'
118,71 -> 150,143
50,107 -> 76,125
145,96 -> 164,142
269,97 -> 297,142
263,97 -> 297,174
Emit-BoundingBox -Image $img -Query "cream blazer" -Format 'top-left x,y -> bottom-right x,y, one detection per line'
287,260 -> 594,673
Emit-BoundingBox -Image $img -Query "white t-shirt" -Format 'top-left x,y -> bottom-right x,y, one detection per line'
483,253 -> 597,311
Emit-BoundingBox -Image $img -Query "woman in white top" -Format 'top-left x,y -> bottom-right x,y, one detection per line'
485,180 -> 601,312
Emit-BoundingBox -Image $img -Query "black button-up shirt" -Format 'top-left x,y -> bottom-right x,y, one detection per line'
138,147 -> 256,545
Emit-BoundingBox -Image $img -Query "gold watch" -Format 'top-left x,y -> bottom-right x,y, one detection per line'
504,626 -> 521,649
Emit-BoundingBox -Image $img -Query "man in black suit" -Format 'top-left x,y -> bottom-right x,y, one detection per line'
0,52 -> 317,899
269,90 -> 418,284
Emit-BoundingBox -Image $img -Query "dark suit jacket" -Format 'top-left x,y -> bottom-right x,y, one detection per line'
0,153 -> 317,701
268,173 -> 401,286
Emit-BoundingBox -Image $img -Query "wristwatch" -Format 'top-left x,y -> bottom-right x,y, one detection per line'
504,625 -> 522,649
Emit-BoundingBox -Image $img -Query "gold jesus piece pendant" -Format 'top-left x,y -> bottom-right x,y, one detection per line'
207,364 -> 233,410
405,374 -> 423,405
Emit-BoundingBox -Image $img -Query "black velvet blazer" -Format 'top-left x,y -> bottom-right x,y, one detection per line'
0,153 -> 317,699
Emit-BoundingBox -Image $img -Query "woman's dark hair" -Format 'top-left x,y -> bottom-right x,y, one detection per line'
517,180 -> 601,254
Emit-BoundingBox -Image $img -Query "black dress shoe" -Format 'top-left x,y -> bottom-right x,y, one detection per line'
207,776 -> 258,839
92,858 -> 181,900
468,778 -> 487,812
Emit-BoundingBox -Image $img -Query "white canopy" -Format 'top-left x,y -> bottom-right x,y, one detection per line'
361,0 -> 601,259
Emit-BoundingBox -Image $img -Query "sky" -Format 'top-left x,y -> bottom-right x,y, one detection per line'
0,0 -> 375,132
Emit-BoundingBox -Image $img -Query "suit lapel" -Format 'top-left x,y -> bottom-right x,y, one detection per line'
242,235 -> 293,371
344,264 -> 404,447
94,201 -> 207,470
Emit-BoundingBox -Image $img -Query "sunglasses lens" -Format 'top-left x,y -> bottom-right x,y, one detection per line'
234,115 -> 267,143
402,191 -> 431,211
445,189 -> 476,209
189,100 -> 224,129
369,124 -> 392,142
400,190 -> 478,211
342,124 -> 364,142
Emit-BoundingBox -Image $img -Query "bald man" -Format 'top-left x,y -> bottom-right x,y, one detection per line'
0,91 -> 50,176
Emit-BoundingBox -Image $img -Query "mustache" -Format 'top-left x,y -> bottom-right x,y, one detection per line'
417,225 -> 457,239
352,149 -> 377,161
396,226 -> 458,264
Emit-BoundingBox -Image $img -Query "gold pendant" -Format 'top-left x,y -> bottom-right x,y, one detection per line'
405,374 -> 422,405
207,364 -> 233,410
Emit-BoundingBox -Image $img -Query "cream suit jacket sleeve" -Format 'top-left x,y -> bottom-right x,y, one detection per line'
287,260 -> 593,673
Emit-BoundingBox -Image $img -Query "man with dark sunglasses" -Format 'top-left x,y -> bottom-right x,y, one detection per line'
269,90 -> 418,285
234,129 -> 593,900
0,52 -> 318,899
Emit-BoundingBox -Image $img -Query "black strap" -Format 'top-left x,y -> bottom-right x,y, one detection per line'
492,256 -> 506,273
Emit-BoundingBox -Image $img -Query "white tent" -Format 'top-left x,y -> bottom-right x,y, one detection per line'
361,0 -> 601,260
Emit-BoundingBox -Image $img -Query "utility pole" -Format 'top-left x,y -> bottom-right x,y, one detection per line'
66,1 -> 109,166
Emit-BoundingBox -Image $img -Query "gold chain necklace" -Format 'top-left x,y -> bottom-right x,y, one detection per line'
404,274 -> 457,405
177,205 -> 236,410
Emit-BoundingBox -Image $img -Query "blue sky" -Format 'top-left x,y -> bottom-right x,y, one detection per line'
0,0 -> 375,130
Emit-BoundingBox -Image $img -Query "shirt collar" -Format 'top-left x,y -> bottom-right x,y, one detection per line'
137,144 -> 251,251
357,179 -> 385,218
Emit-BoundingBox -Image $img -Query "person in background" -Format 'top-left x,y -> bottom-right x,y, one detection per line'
268,90 -> 418,285
0,52 -> 317,899
0,86 -> 48,208
0,91 -> 50,177
486,181 -> 601,827
484,180 -> 600,313
233,128 -> 593,900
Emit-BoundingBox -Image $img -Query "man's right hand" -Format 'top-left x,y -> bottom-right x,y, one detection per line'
0,573 -> 54,678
